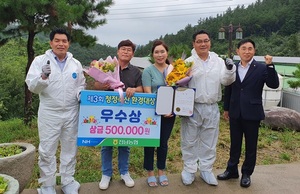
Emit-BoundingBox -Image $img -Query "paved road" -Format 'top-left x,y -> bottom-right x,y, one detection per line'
22,162 -> 300,194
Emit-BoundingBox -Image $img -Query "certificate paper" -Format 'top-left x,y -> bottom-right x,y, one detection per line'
155,86 -> 174,115
173,87 -> 195,116
155,86 -> 195,116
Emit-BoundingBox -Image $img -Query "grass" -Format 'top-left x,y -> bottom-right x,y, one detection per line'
1,116 -> 300,189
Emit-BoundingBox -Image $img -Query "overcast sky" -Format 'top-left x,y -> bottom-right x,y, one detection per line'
87,0 -> 258,47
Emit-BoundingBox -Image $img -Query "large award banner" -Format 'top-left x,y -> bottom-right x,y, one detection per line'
77,90 -> 161,147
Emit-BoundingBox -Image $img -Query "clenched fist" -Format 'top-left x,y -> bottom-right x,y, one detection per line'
225,58 -> 234,70
264,55 -> 273,65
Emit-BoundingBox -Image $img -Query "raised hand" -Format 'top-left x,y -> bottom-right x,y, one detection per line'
225,58 -> 234,70
264,55 -> 273,65
42,60 -> 51,78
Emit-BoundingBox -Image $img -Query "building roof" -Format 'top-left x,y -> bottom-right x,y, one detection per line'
130,57 -> 152,69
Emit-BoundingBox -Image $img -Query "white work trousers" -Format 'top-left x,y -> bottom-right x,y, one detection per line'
181,103 -> 220,173
37,107 -> 79,186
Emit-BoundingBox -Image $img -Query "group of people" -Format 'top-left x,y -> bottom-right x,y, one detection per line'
25,27 -> 279,194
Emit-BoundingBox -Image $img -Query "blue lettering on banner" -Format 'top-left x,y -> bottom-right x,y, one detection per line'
129,110 -> 142,123
99,109 -> 142,123
101,109 -> 114,122
115,110 -> 127,122
87,95 -> 105,103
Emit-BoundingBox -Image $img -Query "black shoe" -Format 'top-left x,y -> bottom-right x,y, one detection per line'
240,174 -> 251,188
217,170 -> 239,180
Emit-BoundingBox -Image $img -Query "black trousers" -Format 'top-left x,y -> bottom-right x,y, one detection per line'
226,117 -> 260,175
143,116 -> 176,171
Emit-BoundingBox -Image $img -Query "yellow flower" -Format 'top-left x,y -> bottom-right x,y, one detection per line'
166,58 -> 193,86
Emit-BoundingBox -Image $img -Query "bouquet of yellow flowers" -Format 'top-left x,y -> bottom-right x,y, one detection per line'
165,58 -> 193,86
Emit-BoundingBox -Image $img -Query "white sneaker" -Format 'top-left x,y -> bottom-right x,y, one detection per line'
99,175 -> 111,190
181,170 -> 195,185
61,180 -> 80,194
121,173 -> 135,187
200,171 -> 218,186
37,186 -> 56,194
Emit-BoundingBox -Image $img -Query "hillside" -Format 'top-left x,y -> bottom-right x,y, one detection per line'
68,0 -> 300,65
134,0 -> 300,57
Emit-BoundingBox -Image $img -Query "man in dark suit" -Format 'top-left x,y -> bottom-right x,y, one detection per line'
217,39 -> 279,188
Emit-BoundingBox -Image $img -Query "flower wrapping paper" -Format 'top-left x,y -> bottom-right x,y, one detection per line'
84,56 -> 125,103
165,58 -> 193,87
85,56 -> 124,89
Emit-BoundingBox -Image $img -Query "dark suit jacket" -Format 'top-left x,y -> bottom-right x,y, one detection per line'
224,59 -> 279,121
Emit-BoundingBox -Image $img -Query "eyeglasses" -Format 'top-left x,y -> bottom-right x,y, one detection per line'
195,39 -> 210,44
119,47 -> 133,53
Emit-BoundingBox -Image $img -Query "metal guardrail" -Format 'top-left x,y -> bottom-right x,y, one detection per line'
233,55 -> 300,64
281,89 -> 300,113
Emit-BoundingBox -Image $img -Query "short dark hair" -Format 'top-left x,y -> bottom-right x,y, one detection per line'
151,40 -> 169,54
192,30 -> 210,42
237,39 -> 256,49
117,39 -> 136,52
49,28 -> 71,42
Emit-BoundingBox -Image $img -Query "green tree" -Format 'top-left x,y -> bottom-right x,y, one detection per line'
0,38 -> 56,120
69,43 -> 117,66
287,64 -> 300,90
0,39 -> 29,120
0,0 -> 113,125
285,34 -> 300,57
168,43 -> 191,60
